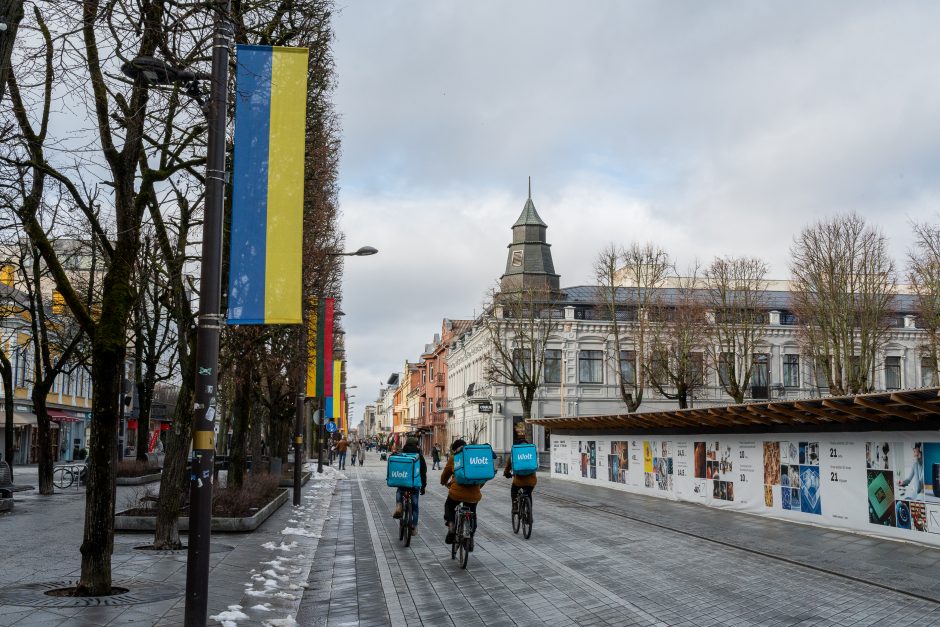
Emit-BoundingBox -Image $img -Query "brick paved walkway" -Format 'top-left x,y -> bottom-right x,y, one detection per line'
3,459 -> 940,625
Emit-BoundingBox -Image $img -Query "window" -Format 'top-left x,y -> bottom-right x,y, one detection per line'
578,350 -> 603,384
512,349 -> 531,379
718,352 -> 733,388
885,356 -> 901,391
922,357 -> 937,387
619,350 -> 636,386
690,352 -> 704,386
544,349 -> 561,384
783,354 -> 800,388
649,349 -> 668,387
815,357 -> 830,390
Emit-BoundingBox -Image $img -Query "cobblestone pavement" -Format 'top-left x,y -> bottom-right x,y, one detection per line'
3,460 -> 940,625
300,463 -> 940,627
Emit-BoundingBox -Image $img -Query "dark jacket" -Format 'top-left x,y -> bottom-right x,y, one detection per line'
431,447 -> 441,462
401,442 -> 428,490
504,456 -> 537,488
440,449 -> 483,503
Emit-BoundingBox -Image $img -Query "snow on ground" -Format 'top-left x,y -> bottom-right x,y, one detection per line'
210,464 -> 341,626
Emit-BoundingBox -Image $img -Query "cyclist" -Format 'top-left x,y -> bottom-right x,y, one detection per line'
504,437 -> 537,515
440,439 -> 482,545
392,437 -> 427,533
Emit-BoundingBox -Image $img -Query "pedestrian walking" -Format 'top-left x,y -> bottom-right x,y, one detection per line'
336,435 -> 349,470
358,440 -> 365,466
431,444 -> 441,470
348,438 -> 359,469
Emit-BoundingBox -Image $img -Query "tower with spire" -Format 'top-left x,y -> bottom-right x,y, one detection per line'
499,178 -> 561,294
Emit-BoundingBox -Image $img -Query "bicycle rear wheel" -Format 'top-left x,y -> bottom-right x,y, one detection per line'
458,535 -> 469,569
403,500 -> 413,547
53,467 -> 73,489
512,498 -> 521,534
521,496 -> 532,539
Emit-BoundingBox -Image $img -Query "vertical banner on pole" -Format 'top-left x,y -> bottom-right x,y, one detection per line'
306,298 -> 318,397
333,360 -> 342,430
226,45 -> 309,325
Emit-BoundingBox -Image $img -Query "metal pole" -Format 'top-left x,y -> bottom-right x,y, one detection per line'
184,2 -> 231,624
316,400 -> 325,473
293,393 -> 303,505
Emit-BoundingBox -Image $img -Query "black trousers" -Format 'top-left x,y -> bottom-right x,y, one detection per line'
511,485 -> 534,502
444,497 -> 477,525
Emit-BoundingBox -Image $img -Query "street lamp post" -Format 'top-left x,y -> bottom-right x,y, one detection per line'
119,5 -> 229,624
314,249 -> 376,475
182,4 -> 233,622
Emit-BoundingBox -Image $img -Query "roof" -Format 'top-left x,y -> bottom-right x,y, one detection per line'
560,285 -> 919,311
512,197 -> 547,228
528,387 -> 940,433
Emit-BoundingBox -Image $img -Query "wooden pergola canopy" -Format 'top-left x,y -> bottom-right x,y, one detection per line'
528,388 -> 940,433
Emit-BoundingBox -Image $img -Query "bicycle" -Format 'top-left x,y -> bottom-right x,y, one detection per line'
398,488 -> 415,547
53,462 -> 87,489
512,488 -> 533,539
450,503 -> 476,569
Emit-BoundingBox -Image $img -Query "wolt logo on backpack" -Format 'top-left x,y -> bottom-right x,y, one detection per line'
453,444 -> 495,486
511,443 -> 538,476
386,453 -> 421,489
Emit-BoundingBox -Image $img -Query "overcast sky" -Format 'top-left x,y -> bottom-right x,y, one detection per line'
331,1 -> 940,418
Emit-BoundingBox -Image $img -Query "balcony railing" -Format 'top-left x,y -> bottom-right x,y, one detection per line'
434,372 -> 445,388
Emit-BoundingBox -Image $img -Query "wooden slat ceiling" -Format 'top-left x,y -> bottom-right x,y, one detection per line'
528,388 -> 940,430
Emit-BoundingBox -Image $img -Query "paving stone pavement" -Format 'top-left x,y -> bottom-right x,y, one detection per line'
297,462 -> 940,627
4,459 -> 940,625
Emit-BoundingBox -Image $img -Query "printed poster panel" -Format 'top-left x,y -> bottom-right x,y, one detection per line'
549,431 -> 940,547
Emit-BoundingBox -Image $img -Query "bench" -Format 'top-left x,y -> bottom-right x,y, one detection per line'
0,461 -> 26,512
0,460 -> 33,493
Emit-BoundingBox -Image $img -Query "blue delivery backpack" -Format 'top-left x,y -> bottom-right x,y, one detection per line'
453,444 -> 495,485
511,444 -> 538,476
386,453 -> 421,489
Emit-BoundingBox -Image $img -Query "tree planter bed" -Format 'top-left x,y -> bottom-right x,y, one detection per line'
278,471 -> 311,488
114,488 -> 289,532
115,472 -> 162,486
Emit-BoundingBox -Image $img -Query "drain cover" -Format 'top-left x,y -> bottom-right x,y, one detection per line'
0,580 -> 182,607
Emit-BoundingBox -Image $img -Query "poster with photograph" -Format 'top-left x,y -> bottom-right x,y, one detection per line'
763,440 -> 821,515
643,439 -> 674,491
608,441 -> 629,483
552,438 -> 569,475
865,441 -> 940,534
579,440 -> 597,479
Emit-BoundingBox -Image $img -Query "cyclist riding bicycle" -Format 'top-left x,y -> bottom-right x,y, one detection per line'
504,438 -> 537,515
441,439 -> 482,545
392,437 -> 427,533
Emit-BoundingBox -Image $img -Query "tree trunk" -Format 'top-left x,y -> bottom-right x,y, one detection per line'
77,339 -> 122,596
136,377 -> 153,462
1,352 -> 13,476
152,373 -> 194,549
250,407 -> 263,475
228,367 -> 251,489
32,384 -> 54,494
677,386 -> 689,410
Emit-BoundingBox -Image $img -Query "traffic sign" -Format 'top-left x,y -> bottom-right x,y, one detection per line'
325,419 -> 338,433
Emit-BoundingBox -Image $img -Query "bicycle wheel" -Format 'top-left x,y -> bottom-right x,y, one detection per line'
512,498 -> 521,534
399,501 -> 407,542
458,533 -> 469,569
521,496 -> 532,539
403,500 -> 413,547
53,467 -> 73,489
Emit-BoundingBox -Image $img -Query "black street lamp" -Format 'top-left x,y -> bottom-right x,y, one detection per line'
123,4 -> 232,625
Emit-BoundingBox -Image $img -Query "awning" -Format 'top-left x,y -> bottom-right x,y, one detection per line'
393,424 -> 411,433
11,412 -> 36,427
47,409 -> 81,423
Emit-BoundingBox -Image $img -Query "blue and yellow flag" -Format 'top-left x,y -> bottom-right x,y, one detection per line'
227,45 -> 309,325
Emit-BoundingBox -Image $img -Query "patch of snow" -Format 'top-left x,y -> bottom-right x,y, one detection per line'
251,604 -> 272,611
263,618 -> 299,627
209,605 -> 248,625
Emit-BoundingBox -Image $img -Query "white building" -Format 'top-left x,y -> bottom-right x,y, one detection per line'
446,192 -> 932,457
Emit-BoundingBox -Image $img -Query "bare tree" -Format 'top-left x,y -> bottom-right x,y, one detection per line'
647,267 -> 708,409
483,288 -> 560,424
703,256 -> 770,403
594,242 -> 670,412
790,213 -> 897,395
908,220 -> 940,387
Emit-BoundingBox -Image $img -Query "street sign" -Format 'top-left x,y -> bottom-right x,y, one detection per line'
325,419 -> 338,433
478,402 -> 493,413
